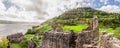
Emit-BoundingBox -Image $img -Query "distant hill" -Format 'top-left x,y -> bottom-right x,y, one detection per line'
41,7 -> 120,29
0,20 -> 40,24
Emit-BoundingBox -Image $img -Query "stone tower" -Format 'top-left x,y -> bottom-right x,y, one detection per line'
92,16 -> 98,31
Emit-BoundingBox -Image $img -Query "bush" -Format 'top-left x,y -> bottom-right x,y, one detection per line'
20,40 -> 28,48
26,29 -> 36,34
0,36 -> 9,48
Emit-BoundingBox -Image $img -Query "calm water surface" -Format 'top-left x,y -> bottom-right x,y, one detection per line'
0,23 -> 40,38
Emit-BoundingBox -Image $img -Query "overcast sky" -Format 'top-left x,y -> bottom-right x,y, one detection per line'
0,0 -> 120,23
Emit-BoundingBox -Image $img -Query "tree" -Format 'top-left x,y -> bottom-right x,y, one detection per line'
0,36 -> 9,48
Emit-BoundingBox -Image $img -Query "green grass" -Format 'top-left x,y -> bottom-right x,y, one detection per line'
63,24 -> 115,33
33,39 -> 40,46
12,43 -> 21,48
40,24 -> 51,32
26,34 -> 35,40
99,26 -> 115,34
63,24 -> 88,32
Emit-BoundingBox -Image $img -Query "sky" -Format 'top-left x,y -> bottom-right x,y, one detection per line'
0,0 -> 120,23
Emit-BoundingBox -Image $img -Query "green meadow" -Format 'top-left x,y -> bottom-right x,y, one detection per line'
12,43 -> 21,48
63,24 -> 88,32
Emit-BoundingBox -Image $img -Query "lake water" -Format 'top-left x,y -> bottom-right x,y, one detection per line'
0,23 -> 40,39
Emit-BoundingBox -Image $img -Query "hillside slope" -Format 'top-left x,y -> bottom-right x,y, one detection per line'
41,7 -> 120,28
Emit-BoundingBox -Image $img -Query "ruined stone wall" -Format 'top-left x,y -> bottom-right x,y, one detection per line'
7,33 -> 26,48
40,30 -> 99,48
41,32 -> 73,48
75,16 -> 99,48
75,31 -> 98,48
40,16 -> 99,48
99,32 -> 120,48
32,31 -> 120,48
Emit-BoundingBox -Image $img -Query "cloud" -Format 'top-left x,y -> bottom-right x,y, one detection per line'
100,0 -> 108,4
0,0 -> 6,10
0,0 -> 95,23
99,5 -> 120,13
1,0 -> 120,23
115,0 -> 120,2
0,0 -> 43,22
